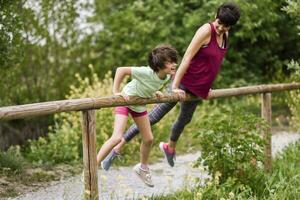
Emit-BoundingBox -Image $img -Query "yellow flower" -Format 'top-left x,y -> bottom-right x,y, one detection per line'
207,181 -> 212,186
229,192 -> 235,199
198,166 -> 205,171
88,64 -> 94,69
195,192 -> 202,200
214,177 -> 219,185
215,171 -> 222,179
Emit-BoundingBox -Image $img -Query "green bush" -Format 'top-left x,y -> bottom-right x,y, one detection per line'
24,66 -> 116,164
193,105 -> 267,195
152,141 -> 300,200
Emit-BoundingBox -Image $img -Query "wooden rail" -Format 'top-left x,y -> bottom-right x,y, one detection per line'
0,83 -> 300,120
0,82 -> 300,200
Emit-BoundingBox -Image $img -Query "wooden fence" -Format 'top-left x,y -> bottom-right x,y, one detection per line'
1,82 -> 300,200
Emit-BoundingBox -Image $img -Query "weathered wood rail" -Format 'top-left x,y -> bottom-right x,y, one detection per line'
0,82 -> 300,200
1,83 -> 300,120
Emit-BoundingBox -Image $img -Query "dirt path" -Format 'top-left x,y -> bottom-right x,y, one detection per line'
7,132 -> 300,200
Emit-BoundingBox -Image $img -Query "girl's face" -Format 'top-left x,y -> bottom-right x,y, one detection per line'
161,61 -> 177,75
215,19 -> 230,35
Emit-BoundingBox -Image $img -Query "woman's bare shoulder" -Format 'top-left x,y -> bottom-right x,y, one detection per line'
196,23 -> 211,37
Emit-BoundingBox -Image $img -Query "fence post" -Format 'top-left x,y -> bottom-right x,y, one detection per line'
82,110 -> 99,200
261,93 -> 272,172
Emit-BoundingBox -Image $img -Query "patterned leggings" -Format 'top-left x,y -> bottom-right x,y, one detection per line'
123,96 -> 200,142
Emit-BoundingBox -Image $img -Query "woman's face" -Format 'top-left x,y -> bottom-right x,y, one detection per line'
215,19 -> 230,35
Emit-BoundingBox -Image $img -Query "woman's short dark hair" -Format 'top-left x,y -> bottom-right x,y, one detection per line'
148,44 -> 178,72
216,2 -> 240,27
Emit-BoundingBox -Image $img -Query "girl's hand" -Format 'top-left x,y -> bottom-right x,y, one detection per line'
172,88 -> 186,101
114,92 -> 130,101
208,89 -> 213,98
154,91 -> 164,99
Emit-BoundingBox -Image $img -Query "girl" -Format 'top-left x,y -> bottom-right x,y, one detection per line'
96,44 -> 178,187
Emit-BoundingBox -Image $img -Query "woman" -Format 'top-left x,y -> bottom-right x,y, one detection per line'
102,2 -> 241,168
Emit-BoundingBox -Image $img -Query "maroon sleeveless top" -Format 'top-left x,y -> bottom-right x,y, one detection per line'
181,23 -> 228,99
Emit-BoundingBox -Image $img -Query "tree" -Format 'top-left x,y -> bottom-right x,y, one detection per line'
91,0 -> 300,88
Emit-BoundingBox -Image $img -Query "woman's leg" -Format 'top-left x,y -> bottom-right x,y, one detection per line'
96,114 -> 128,165
168,100 -> 199,149
159,100 -> 199,167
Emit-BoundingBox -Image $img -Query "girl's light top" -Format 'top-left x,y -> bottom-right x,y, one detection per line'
123,66 -> 170,112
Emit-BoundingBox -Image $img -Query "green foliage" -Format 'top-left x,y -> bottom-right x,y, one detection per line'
0,0 -> 93,106
24,66 -> 116,164
152,140 -> 300,200
286,60 -> 300,131
265,141 -> 300,200
0,146 -> 24,174
282,0 -> 300,30
2,0 -> 300,107
193,105 -> 267,194
283,0 -> 300,131
0,1 -> 23,106
92,0 -> 300,89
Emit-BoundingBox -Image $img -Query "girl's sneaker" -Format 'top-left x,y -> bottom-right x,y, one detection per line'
159,142 -> 176,167
133,163 -> 154,187
101,149 -> 121,171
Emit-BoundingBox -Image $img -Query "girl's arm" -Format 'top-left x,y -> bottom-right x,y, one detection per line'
172,23 -> 211,98
113,67 -> 131,95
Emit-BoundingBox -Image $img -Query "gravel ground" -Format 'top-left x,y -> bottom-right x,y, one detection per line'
9,132 -> 300,200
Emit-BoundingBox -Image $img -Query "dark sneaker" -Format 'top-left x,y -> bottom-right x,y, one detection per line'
133,163 -> 154,187
159,142 -> 176,167
101,149 -> 121,171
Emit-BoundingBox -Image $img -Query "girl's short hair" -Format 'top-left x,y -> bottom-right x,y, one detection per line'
148,44 -> 178,72
216,2 -> 240,27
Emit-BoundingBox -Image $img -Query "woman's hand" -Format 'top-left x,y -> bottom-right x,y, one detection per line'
172,88 -> 186,101
114,92 -> 130,101
154,91 -> 164,99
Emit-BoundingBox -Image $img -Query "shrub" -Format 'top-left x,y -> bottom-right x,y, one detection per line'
24,65 -> 117,164
193,104 -> 268,195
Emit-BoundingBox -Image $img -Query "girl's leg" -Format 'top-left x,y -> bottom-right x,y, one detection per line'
133,114 -> 153,167
96,114 -> 128,165
114,102 -> 176,153
168,100 -> 199,149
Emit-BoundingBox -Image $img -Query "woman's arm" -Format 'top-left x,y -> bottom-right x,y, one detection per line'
113,67 -> 131,95
172,23 -> 211,98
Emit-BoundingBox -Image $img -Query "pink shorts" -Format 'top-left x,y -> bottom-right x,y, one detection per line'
115,106 -> 147,118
